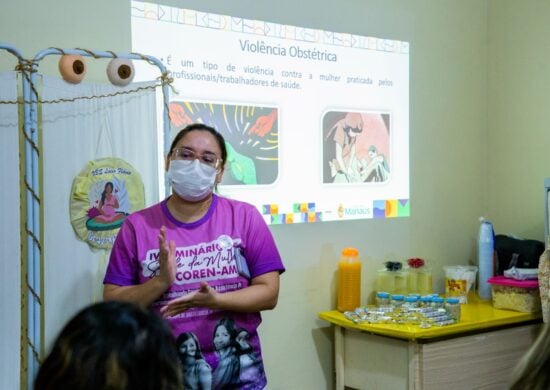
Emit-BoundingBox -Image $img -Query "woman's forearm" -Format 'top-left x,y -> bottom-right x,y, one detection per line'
103,278 -> 170,307
214,279 -> 279,312
161,271 -> 280,317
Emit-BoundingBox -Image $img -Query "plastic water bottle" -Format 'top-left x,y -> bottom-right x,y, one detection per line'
337,247 -> 361,312
478,217 -> 495,300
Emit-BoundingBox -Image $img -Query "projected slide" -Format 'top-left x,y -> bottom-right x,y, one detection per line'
131,1 -> 410,224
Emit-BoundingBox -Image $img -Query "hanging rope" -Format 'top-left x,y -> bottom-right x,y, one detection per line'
23,174 -> 41,205
74,47 -> 101,59
158,71 -> 177,122
25,278 -> 42,305
0,50 -> 174,105
26,336 -> 41,366
130,51 -> 158,67
21,123 -> 40,156
0,82 -> 166,105
14,59 -> 37,73
0,60 -> 41,105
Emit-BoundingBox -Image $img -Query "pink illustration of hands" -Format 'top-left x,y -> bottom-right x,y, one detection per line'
248,110 -> 276,137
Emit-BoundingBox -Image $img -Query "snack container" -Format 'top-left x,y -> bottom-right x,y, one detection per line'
487,276 -> 541,313
444,265 -> 478,303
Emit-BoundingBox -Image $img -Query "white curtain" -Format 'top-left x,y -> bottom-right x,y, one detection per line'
40,75 -> 161,348
0,71 -> 21,390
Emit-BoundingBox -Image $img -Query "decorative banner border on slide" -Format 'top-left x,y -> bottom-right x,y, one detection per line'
262,199 -> 409,224
373,199 -> 410,219
132,4 -> 409,54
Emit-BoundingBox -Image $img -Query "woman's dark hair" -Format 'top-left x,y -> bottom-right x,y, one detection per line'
176,331 -> 204,360
509,323 -> 550,390
34,301 -> 182,390
101,181 -> 114,205
169,123 -> 227,168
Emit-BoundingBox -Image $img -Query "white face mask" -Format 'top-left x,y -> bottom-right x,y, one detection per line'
168,159 -> 217,201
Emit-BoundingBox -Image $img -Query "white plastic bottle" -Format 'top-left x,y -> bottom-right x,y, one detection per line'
478,217 -> 494,300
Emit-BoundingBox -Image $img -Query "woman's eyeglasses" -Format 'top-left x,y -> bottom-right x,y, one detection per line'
171,148 -> 221,169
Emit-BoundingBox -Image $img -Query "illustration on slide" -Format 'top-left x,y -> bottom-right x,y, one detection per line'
322,111 -> 391,184
169,101 -> 279,185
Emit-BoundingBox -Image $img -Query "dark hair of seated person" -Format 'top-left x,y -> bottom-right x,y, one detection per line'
34,301 -> 182,390
509,323 -> 550,390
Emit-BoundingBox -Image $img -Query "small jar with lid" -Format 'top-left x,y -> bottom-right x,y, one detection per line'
445,298 -> 461,321
431,296 -> 445,310
376,292 -> 391,307
403,296 -> 419,309
391,294 -> 405,308
419,295 -> 432,308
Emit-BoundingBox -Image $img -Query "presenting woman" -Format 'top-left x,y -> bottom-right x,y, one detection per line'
103,123 -> 285,390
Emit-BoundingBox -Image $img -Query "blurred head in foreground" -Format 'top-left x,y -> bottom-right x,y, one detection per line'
34,301 -> 182,390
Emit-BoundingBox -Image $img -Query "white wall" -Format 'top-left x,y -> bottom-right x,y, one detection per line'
1,1 -> 493,389
487,0 -> 550,240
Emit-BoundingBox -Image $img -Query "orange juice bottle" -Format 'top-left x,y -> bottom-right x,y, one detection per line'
337,247 -> 361,312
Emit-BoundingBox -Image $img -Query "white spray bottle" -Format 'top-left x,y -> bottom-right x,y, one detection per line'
478,217 -> 495,300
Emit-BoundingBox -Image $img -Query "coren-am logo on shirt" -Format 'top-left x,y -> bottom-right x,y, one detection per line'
142,236 -> 241,284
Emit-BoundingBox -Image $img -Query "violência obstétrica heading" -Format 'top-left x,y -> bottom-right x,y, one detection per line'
239,39 -> 338,62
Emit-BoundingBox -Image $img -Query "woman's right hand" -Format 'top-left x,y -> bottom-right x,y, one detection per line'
158,226 -> 177,288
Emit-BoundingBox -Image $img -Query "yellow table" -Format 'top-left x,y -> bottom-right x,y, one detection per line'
319,301 -> 542,390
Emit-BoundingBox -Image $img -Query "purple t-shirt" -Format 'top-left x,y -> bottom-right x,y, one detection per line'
104,194 -> 285,390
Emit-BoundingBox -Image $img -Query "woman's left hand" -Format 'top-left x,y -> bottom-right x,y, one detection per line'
160,282 -> 218,317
